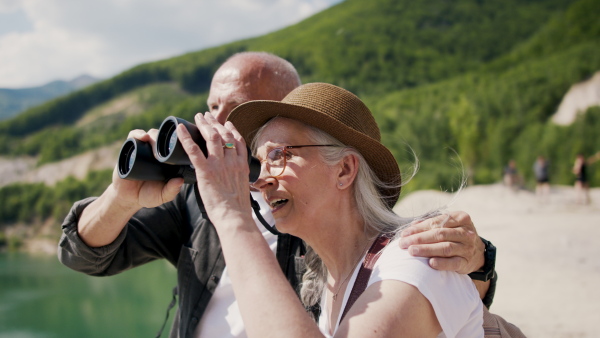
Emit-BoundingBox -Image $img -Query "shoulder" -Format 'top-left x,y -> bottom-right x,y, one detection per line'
371,237 -> 480,297
369,237 -> 484,338
370,237 -> 441,285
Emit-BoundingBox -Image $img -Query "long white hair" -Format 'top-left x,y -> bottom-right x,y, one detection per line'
252,117 -> 454,316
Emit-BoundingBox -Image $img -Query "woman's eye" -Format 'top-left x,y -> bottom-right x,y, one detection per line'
268,149 -> 284,161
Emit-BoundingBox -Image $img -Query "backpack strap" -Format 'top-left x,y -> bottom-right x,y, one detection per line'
340,234 -> 392,323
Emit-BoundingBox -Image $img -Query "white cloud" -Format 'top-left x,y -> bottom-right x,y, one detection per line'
0,0 -> 21,12
0,0 -> 341,88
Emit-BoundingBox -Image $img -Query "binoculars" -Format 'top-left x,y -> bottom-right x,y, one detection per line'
117,116 -> 261,184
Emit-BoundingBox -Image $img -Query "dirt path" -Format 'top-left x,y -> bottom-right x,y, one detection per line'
395,184 -> 600,337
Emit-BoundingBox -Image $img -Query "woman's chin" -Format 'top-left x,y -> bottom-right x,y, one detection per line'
272,218 -> 299,237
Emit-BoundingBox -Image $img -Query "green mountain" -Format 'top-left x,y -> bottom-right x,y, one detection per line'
0,0 -> 599,232
0,75 -> 99,121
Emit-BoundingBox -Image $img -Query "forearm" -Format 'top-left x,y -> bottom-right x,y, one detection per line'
78,184 -> 141,247
59,190 -> 186,276
216,215 -> 322,338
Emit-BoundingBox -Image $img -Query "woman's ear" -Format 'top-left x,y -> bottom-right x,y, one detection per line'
337,153 -> 359,189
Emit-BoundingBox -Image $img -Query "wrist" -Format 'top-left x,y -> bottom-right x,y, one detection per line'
106,183 -> 143,213
210,209 -> 255,233
468,237 -> 496,282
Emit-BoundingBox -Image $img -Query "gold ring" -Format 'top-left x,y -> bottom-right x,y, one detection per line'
223,143 -> 236,149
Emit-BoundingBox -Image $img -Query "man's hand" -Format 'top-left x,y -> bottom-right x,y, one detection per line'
112,129 -> 184,209
77,129 -> 184,247
399,211 -> 485,274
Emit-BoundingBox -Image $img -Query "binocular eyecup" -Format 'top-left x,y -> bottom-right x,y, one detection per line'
117,116 -> 261,184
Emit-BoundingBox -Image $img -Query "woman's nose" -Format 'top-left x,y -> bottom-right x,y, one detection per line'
252,165 -> 276,190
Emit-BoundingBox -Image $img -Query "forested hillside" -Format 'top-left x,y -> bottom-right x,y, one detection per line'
0,0 -> 598,235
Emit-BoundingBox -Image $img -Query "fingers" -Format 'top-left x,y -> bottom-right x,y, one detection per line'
401,211 -> 475,237
224,120 -> 248,159
428,256 -> 468,273
204,113 -> 245,156
196,112 -> 246,159
399,211 -> 485,274
405,237 -> 480,274
162,178 -> 185,203
146,129 -> 159,153
177,113 -> 248,180
127,128 -> 158,143
177,123 -> 207,167
400,224 -> 477,249
127,129 -> 146,139
195,112 -> 230,157
404,237 -> 469,258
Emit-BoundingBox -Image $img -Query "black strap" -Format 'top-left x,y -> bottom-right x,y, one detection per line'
155,286 -> 178,338
339,234 -> 392,323
154,184 -> 204,338
250,193 -> 281,235
192,183 -> 207,216
193,182 -> 279,236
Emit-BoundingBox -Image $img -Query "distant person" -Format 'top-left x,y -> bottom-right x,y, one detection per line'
58,52 -> 504,337
533,156 -> 550,202
503,159 -> 521,191
573,153 -> 593,204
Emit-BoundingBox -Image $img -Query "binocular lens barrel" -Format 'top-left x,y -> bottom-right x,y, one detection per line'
118,139 -> 137,176
156,117 -> 205,165
157,121 -> 178,159
118,138 -> 185,182
117,116 -> 261,184
168,131 -> 178,154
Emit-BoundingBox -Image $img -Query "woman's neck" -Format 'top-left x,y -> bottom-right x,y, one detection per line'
305,211 -> 377,282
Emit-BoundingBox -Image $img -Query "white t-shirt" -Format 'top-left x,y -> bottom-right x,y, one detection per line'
318,238 -> 484,338
194,191 -> 278,338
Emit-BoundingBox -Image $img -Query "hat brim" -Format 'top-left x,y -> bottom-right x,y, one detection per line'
228,100 -> 401,207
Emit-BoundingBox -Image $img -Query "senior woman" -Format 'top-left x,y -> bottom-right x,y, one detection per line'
176,83 -> 483,337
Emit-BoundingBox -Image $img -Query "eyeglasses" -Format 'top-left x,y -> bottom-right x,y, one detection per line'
260,145 -> 340,177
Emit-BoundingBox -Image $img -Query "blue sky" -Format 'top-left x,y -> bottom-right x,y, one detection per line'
0,0 -> 342,88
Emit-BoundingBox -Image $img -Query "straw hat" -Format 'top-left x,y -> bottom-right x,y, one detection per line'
227,82 -> 401,208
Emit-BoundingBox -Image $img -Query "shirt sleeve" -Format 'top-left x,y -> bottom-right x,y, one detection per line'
369,238 -> 484,338
57,185 -> 191,276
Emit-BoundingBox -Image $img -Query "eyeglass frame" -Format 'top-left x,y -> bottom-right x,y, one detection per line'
258,144 -> 341,178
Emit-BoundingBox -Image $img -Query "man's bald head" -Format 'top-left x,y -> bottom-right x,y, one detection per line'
207,52 -> 301,124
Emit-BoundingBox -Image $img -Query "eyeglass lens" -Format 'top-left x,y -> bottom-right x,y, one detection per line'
266,147 -> 286,177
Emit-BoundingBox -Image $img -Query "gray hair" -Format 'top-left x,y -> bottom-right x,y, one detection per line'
252,117 -> 415,313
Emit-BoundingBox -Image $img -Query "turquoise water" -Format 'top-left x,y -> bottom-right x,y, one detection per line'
0,253 -> 177,338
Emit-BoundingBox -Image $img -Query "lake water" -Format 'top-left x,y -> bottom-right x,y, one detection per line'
0,252 -> 177,338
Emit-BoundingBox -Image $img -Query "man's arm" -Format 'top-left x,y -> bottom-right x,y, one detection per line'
76,129 -> 183,247
58,129 -> 184,275
58,185 -> 190,276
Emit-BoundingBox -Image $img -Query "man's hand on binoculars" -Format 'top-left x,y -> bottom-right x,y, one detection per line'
112,128 -> 184,209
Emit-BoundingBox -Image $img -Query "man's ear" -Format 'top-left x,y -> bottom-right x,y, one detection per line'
337,153 -> 359,189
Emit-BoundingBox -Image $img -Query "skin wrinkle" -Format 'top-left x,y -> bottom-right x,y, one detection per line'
254,121 -> 343,245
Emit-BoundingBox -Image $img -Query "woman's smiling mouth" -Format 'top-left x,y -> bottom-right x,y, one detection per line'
269,198 -> 289,212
